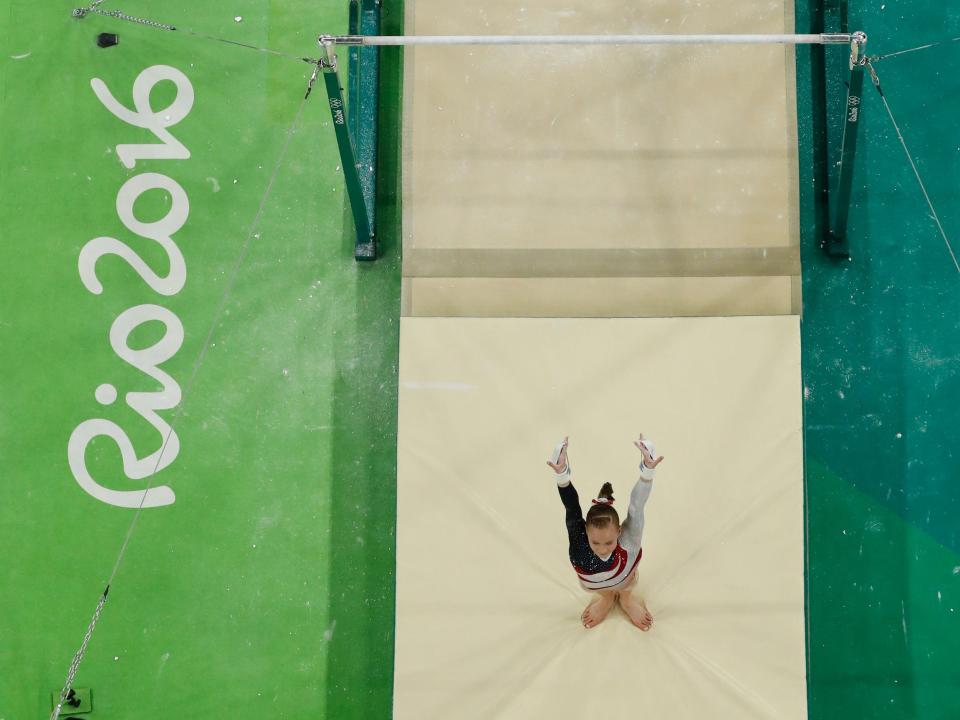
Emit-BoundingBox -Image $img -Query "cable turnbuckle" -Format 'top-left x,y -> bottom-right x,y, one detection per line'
304,61 -> 323,99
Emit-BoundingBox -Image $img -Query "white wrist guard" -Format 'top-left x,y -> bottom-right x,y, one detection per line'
638,438 -> 657,480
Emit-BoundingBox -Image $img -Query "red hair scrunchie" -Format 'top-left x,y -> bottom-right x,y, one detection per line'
591,498 -> 614,505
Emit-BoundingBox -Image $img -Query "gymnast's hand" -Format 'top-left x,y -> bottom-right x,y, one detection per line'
546,436 -> 569,474
634,435 -> 664,468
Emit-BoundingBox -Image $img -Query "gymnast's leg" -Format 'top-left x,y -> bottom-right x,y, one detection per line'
618,569 -> 654,631
582,587 -> 619,629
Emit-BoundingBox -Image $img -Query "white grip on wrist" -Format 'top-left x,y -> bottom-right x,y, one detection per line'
550,440 -> 571,486
638,438 -> 656,480
550,440 -> 566,465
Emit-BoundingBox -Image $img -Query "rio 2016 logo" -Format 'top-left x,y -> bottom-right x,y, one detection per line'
68,65 -> 193,509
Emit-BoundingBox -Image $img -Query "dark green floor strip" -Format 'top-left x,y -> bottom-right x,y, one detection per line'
324,1 -> 403,717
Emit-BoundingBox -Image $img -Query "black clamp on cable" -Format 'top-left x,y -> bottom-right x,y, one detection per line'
97,32 -> 119,48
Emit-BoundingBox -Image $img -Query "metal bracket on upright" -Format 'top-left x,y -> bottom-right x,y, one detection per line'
317,0 -> 381,261
824,30 -> 867,258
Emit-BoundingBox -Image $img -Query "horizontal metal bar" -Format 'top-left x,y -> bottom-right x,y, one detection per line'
403,247 -> 801,279
322,32 -> 857,47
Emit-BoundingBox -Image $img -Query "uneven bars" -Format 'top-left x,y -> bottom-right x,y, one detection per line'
321,32 -> 861,47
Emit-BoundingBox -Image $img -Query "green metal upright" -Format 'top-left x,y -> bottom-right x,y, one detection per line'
320,41 -> 376,258
825,33 -> 867,258
347,0 -> 381,260
318,1 -> 381,261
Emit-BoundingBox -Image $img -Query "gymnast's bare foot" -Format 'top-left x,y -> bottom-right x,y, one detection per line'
619,592 -> 654,631
582,592 -> 616,629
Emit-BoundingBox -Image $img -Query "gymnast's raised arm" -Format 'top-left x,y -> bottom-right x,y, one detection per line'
619,436 -> 664,551
547,437 -> 583,538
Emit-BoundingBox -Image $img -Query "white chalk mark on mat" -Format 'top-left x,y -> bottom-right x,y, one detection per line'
323,620 -> 337,642
157,652 -> 170,680
901,600 -> 908,643
11,52 -> 31,59
402,381 -> 477,391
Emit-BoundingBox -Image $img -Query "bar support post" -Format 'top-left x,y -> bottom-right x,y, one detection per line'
347,0 -> 381,260
319,39 -> 377,259
825,31 -> 867,258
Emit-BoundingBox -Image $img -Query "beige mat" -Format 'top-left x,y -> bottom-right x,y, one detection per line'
395,316 -> 806,719
401,0 -> 800,317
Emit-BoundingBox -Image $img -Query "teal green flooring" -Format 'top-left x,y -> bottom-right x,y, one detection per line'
0,1 -> 400,718
798,1 -> 960,717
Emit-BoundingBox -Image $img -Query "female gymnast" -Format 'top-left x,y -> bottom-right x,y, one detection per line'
546,435 -> 663,630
